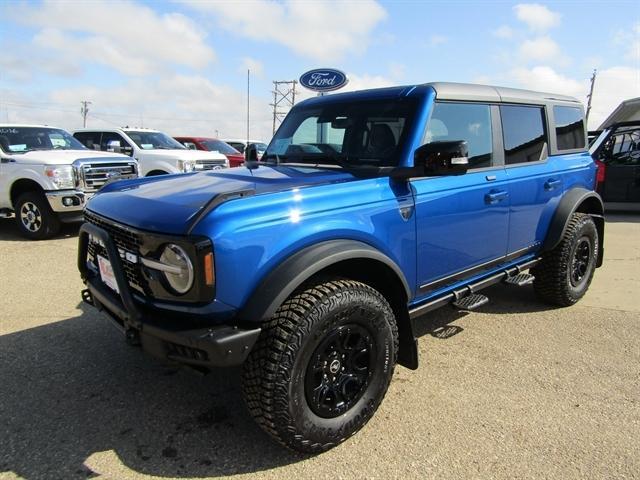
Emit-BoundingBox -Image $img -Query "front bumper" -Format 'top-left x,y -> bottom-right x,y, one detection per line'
78,222 -> 261,368
46,190 -> 90,213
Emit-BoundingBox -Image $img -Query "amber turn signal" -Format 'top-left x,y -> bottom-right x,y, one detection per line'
204,252 -> 215,286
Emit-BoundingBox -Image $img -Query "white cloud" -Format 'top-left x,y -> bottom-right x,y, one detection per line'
514,3 -> 561,31
181,0 -> 387,62
428,34 -> 448,47
509,65 -> 640,128
8,0 -> 215,75
613,22 -> 640,61
518,36 -> 567,65
1,74 -> 274,140
589,66 -> 640,128
240,57 -> 265,78
510,66 -> 586,98
492,25 -> 514,39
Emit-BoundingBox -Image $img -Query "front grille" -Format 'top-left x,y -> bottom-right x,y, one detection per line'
81,162 -> 137,192
84,211 -> 147,294
195,159 -> 227,170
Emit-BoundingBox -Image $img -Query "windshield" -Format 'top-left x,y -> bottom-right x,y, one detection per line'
125,130 -> 186,150
263,98 -> 418,168
201,139 -> 241,155
0,127 -> 86,153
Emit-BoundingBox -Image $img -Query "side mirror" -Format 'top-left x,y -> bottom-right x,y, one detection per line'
245,143 -> 259,169
416,140 -> 469,176
121,145 -> 134,156
106,140 -> 121,153
390,140 -> 469,180
245,143 -> 258,162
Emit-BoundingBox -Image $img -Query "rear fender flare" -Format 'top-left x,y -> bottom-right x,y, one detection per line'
543,188 -> 605,267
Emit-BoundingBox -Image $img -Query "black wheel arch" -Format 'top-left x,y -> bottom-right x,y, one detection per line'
543,187 -> 605,267
237,239 -> 419,370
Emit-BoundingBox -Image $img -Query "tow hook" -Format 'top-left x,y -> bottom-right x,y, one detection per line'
125,328 -> 141,346
81,289 -> 93,306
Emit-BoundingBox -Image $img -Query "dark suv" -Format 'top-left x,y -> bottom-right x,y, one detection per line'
78,82 -> 604,453
590,121 -> 640,208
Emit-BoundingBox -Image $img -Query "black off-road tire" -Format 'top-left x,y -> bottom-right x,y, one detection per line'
532,213 -> 599,306
14,191 -> 61,240
242,279 -> 398,453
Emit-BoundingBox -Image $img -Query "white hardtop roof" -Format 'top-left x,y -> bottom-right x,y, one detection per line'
427,82 -> 582,105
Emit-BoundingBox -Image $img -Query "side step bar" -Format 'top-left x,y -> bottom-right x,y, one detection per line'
409,257 -> 540,320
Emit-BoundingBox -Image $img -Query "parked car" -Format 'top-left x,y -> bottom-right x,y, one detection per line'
78,82 -> 603,453
590,121 -> 640,209
222,139 -> 268,159
73,128 -> 228,176
0,124 -> 137,239
174,137 -> 244,167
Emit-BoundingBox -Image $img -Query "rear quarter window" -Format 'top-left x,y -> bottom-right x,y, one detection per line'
554,106 -> 585,150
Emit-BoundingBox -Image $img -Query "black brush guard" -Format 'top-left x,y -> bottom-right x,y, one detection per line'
78,222 -> 260,368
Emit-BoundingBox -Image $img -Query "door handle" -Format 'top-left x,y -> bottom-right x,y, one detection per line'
544,178 -> 561,191
485,189 -> 509,204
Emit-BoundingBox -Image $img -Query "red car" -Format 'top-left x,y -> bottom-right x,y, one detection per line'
174,137 -> 245,167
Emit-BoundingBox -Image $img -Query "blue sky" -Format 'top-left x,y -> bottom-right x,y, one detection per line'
1,0 -> 638,139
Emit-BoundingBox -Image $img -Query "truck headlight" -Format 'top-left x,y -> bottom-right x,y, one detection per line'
178,160 -> 196,173
44,165 -> 76,189
159,244 -> 194,294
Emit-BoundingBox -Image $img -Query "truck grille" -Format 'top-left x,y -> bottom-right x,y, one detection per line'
84,210 -> 148,294
196,159 -> 227,170
81,162 -> 137,192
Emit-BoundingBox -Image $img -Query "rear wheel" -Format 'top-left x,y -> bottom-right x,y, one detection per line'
14,192 -> 60,240
242,279 -> 398,453
532,213 -> 598,306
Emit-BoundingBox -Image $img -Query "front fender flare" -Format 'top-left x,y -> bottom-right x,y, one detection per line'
237,239 -> 412,323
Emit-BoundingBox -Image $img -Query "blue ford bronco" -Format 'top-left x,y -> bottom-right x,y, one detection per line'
78,82 -> 604,453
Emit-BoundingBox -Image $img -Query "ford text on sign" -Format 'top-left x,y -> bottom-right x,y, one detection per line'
299,69 -> 348,92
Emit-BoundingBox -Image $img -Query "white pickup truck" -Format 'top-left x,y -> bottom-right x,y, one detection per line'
0,124 -> 138,239
73,127 -> 229,176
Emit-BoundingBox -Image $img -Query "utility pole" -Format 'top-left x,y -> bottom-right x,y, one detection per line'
80,100 -> 92,127
270,80 -> 297,135
246,69 -> 250,145
586,69 -> 597,123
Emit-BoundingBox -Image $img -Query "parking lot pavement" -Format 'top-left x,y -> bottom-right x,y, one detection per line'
1,214 -> 638,480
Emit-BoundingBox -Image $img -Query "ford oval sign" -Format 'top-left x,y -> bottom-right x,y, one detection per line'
299,68 -> 348,92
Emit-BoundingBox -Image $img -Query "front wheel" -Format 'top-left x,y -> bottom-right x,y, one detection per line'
242,279 -> 398,453
532,213 -> 599,306
14,192 -> 61,240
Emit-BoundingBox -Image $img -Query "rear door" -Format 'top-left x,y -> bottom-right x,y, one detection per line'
601,128 -> 640,202
501,105 -> 563,255
413,102 -> 509,296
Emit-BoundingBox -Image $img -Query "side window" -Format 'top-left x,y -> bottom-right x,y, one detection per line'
73,132 -> 101,150
554,106 -> 585,150
101,132 -> 132,155
425,102 -> 493,169
500,105 -> 547,164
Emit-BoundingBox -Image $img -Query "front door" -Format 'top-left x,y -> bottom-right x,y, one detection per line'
413,102 -> 509,297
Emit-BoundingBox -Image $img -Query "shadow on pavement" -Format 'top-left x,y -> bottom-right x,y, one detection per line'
0,304 -> 304,479
603,212 -> 640,223
0,218 -> 80,242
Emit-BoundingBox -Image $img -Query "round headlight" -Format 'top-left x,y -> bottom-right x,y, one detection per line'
160,244 -> 194,294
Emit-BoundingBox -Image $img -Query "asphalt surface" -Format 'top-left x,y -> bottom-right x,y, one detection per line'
0,214 -> 638,480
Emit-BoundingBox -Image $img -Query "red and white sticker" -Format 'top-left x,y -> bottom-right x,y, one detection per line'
97,255 -> 119,293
